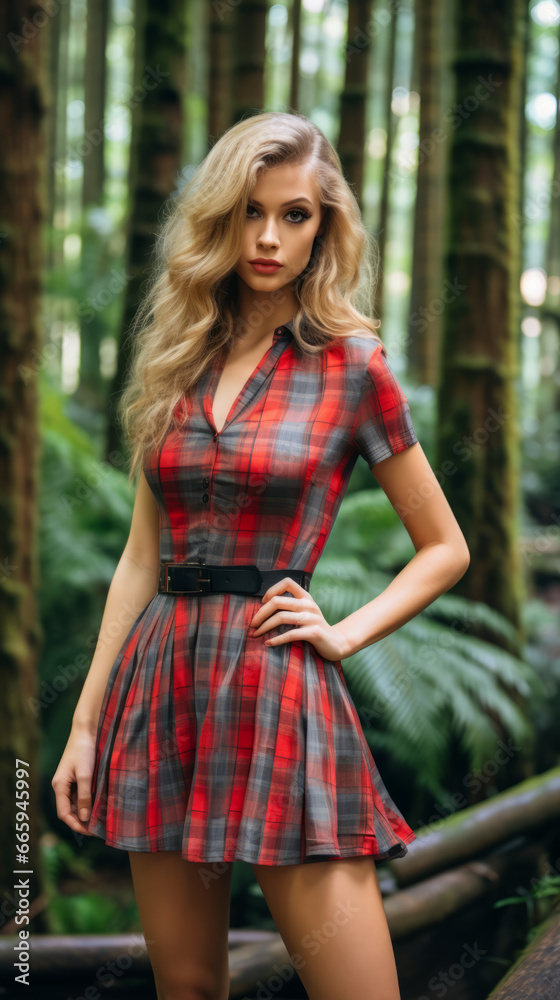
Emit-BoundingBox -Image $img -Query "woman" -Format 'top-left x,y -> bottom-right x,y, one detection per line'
52,111 -> 470,1000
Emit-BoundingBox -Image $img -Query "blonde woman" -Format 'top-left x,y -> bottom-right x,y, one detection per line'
52,111 -> 469,1000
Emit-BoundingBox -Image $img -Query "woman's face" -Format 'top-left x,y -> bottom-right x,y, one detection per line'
234,161 -> 324,295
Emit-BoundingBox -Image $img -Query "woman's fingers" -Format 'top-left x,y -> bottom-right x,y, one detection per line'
52,733 -> 97,836
250,593 -> 314,628
260,577 -> 308,605
75,766 -> 94,823
252,608 -> 312,636
52,772 -> 92,835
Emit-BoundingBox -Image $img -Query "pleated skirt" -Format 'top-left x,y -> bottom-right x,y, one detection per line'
86,590 -> 417,866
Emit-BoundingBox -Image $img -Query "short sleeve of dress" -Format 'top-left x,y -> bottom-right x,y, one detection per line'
351,343 -> 418,469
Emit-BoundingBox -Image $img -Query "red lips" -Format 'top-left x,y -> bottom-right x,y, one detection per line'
249,259 -> 283,275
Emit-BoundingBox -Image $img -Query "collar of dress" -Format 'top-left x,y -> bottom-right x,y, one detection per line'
273,316 -> 295,343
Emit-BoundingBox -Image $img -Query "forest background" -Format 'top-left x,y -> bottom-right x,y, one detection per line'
0,0 -> 559,978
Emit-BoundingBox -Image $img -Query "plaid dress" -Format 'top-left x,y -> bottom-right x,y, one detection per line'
87,317 -> 419,866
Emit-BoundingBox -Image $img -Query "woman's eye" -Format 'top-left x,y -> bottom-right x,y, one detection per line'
286,209 -> 310,223
246,205 -> 310,223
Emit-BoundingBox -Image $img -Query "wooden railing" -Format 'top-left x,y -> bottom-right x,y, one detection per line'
483,895 -> 560,999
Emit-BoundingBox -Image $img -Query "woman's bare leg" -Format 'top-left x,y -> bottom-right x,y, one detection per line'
251,855 -> 401,1000
128,850 -> 233,1000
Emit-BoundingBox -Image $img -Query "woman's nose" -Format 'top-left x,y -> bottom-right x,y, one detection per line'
258,220 -> 280,244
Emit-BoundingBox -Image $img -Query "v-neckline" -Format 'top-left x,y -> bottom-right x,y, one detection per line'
203,321 -> 294,437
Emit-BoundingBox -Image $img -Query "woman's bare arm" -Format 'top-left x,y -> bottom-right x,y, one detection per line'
334,441 -> 471,658
71,468 -> 161,734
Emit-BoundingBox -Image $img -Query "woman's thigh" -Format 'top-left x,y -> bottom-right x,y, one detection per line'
128,851 -> 233,1000
251,856 -> 401,1000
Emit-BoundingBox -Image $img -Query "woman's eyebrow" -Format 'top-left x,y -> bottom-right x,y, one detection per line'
249,196 -> 314,208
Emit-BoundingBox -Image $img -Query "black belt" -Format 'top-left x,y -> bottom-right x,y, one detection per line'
158,562 -> 312,597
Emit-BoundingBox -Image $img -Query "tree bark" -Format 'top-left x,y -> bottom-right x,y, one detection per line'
437,0 -> 526,630
74,0 -> 110,410
373,1 -> 398,322
106,0 -> 187,463
47,0 -> 70,274
208,0 -> 235,142
338,0 -> 374,211
289,0 -> 302,113
230,0 -> 267,125
408,0 -> 447,385
82,0 -> 109,210
485,895 -> 560,999
539,16 -> 560,422
0,0 -> 49,919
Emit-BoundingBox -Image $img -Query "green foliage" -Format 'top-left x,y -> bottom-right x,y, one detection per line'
314,487 -> 544,803
48,891 -> 135,936
37,380 -> 135,807
521,407 -> 560,534
491,875 -> 560,956
42,837 -> 140,935
45,218 -> 127,341
493,874 -> 560,913
229,862 -> 277,929
516,594 -> 560,769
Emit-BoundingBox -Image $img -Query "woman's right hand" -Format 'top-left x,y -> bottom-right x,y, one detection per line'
51,725 -> 98,837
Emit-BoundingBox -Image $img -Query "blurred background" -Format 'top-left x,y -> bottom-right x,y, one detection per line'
1,0 -> 560,998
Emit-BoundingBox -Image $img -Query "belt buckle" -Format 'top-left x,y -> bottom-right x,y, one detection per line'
165,562 -> 212,594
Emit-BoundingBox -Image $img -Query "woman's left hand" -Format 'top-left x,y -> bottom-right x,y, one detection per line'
249,577 -> 352,661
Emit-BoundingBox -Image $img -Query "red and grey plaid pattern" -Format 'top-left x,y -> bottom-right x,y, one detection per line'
87,320 -> 418,865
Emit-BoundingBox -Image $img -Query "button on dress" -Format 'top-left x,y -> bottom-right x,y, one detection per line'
87,318 -> 419,866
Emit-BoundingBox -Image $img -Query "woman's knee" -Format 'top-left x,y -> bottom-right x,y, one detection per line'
156,969 -> 229,1000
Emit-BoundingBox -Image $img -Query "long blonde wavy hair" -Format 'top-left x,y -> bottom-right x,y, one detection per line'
119,110 -> 382,481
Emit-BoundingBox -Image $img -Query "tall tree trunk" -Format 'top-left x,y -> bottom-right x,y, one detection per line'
539,16 -> 560,422
517,0 -> 531,380
289,0 -> 302,113
208,0 -> 235,142
0,0 -> 48,917
47,0 -> 70,273
230,0 -> 267,125
338,0 -> 374,212
82,0 -> 109,210
409,0 -> 420,95
408,0 -> 447,385
106,0 -> 187,463
373,1 -> 398,322
46,0 -> 61,240
437,0 -> 526,631
74,0 -> 110,411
